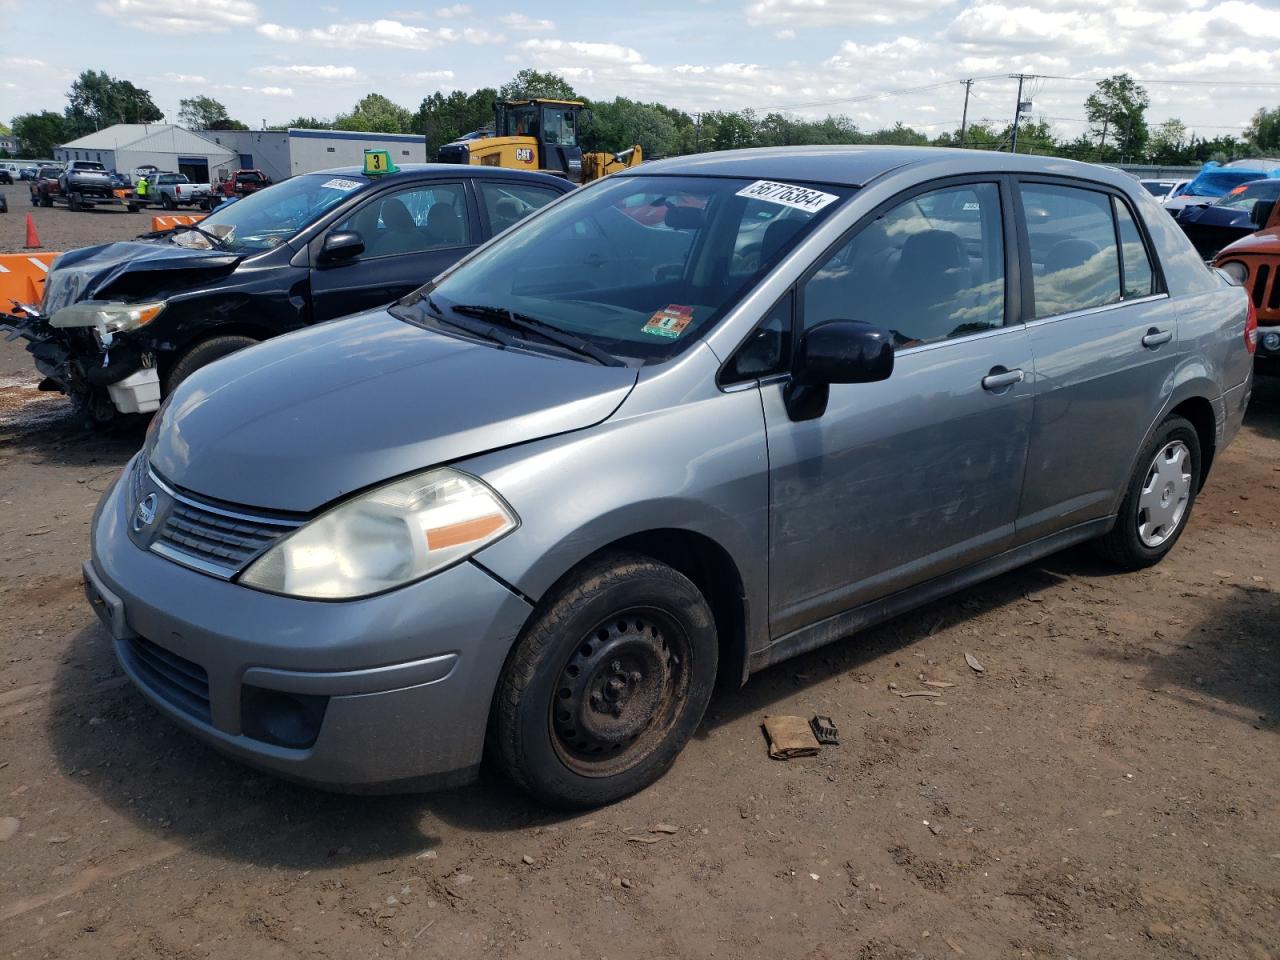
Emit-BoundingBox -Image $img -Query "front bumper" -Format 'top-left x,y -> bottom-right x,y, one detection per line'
88,463 -> 534,791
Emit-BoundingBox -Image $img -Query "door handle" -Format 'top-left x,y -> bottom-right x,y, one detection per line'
1141,328 -> 1173,348
981,368 -> 1025,391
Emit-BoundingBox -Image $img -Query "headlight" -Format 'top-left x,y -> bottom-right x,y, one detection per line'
239,467 -> 517,599
1219,260 -> 1249,285
49,300 -> 166,334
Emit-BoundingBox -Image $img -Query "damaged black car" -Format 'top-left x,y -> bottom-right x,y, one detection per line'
2,164 -> 573,422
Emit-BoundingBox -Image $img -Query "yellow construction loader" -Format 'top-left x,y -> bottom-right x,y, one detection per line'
437,99 -> 642,183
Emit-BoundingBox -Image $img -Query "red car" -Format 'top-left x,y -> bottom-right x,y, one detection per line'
1216,194 -> 1280,373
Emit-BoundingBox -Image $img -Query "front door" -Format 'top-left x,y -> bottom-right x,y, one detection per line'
310,180 -> 478,323
760,180 -> 1034,637
1012,180 -> 1176,542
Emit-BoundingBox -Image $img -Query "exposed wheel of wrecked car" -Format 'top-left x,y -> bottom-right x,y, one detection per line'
164,335 -> 260,394
492,553 -> 718,808
1094,415 -> 1201,569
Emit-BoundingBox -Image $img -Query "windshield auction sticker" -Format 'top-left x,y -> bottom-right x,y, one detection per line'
642,304 -> 694,339
320,178 -> 363,192
736,180 -> 838,213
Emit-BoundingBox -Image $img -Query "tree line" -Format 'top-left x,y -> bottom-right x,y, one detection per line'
7,67 -> 1280,169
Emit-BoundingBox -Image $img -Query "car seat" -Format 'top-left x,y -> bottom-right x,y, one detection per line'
491,196 -> 523,233
889,229 -> 969,342
427,203 -> 464,247
368,197 -> 423,256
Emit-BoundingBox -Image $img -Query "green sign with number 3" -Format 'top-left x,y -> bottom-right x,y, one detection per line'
363,149 -> 399,177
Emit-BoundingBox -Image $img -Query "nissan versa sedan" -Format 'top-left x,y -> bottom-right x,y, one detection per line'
85,147 -> 1255,808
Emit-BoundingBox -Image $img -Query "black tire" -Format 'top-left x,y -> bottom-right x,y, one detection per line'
164,335 -> 258,395
40,195 -> 52,208
68,193 -> 81,212
491,552 -> 719,808
1095,415 -> 1201,569
161,193 -> 175,210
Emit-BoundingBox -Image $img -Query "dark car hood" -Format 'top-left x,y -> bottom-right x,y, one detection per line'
148,310 -> 638,512
41,241 -> 241,314
1175,204 -> 1256,229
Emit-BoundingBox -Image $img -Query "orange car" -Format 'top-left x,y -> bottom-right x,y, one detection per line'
1216,196 -> 1280,372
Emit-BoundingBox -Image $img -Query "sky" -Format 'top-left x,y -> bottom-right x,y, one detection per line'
3,0 -> 1279,142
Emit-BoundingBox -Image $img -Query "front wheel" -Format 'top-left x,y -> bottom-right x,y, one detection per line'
1095,415 -> 1201,569
163,335 -> 259,396
491,553 -> 719,808
161,193 -> 175,210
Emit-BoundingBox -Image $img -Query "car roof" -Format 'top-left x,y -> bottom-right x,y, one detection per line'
627,145 -> 1145,191
310,162 -> 574,188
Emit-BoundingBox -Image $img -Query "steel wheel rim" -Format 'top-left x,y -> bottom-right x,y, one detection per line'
1137,440 -> 1192,548
548,606 -> 690,778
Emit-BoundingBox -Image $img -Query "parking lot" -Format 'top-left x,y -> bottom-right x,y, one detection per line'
0,197 -> 159,254
0,334 -> 1276,958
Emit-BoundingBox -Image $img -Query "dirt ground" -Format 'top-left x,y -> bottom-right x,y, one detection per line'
0,195 -> 160,254
0,337 -> 1277,959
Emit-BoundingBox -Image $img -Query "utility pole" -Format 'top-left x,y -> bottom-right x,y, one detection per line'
1009,73 -> 1032,153
959,79 -> 973,148
1097,117 -> 1109,159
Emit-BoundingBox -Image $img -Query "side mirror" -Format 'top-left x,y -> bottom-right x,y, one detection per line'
785,320 -> 894,421
1251,199 -> 1277,229
319,230 -> 364,265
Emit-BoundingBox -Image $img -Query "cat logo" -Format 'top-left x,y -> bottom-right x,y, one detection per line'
515,148 -> 534,163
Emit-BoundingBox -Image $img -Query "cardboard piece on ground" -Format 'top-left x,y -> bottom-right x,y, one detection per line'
762,715 -> 821,759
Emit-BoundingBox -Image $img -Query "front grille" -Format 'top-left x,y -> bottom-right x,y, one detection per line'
145,471 -> 303,578
1251,263 -> 1273,310
124,636 -> 211,723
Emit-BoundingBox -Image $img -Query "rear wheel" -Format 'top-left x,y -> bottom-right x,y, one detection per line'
1095,415 -> 1200,569
491,553 -> 718,808
163,335 -> 259,395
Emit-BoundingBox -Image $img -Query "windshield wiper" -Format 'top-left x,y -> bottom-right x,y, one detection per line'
408,295 -> 520,350
165,223 -> 229,250
450,304 -> 624,367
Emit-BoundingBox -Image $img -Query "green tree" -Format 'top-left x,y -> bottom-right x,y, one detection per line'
1148,118 -> 1188,163
334,93 -> 413,134
708,110 -> 756,151
1246,106 -> 1280,153
64,70 -> 163,136
1084,73 -> 1149,160
581,98 -> 681,157
413,88 -> 497,151
265,116 -> 333,130
177,95 -> 247,130
498,69 -> 578,102
11,111 -> 68,157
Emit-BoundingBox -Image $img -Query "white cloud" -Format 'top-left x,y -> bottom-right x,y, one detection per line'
520,39 -> 645,64
252,64 -> 364,83
746,0 -> 953,27
98,0 -> 258,33
774,28 -> 796,39
500,12 -> 555,32
260,86 -> 294,97
408,69 -> 457,81
164,73 -> 209,84
256,18 -> 501,50
435,3 -> 471,15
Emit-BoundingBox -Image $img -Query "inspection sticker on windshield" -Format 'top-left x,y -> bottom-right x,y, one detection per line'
642,304 -> 694,339
736,180 -> 838,213
320,178 -> 363,192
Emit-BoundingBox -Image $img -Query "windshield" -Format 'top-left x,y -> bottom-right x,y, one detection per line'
1213,179 -> 1280,211
77,162 -> 106,171
1184,169 -> 1263,198
414,174 -> 852,364
191,172 -> 369,253
1143,181 -> 1173,196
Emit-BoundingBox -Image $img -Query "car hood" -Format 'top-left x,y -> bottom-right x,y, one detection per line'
1175,204 -> 1255,228
1217,226 -> 1280,257
41,241 -> 241,314
147,309 -> 639,512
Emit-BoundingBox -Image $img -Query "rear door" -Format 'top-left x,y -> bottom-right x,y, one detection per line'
755,178 -> 1035,637
309,178 -> 480,322
1012,179 -> 1175,542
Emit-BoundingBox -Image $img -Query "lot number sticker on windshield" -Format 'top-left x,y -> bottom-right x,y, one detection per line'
320,178 -> 363,192
736,180 -> 838,213
642,304 -> 694,339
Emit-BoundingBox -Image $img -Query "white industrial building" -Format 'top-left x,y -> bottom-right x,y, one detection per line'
55,124 -> 236,183
201,129 -> 427,183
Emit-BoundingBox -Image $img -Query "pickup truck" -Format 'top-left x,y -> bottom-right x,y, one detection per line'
28,166 -> 64,206
141,172 -> 214,209
220,168 -> 271,197
59,161 -> 115,203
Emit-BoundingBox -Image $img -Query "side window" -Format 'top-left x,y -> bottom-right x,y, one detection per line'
729,200 -> 805,278
336,182 -> 469,259
1113,197 -> 1156,299
1020,183 -> 1121,317
723,291 -> 793,383
802,182 -> 1005,348
479,182 -> 561,235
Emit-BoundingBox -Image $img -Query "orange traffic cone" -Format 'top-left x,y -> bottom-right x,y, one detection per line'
23,213 -> 40,249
